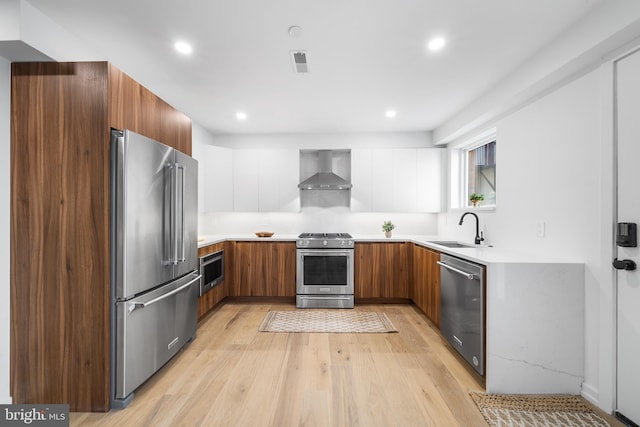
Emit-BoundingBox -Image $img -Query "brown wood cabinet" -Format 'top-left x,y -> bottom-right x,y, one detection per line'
230,241 -> 296,297
10,62 -> 192,411
354,242 -> 411,299
197,242 -> 231,319
411,244 -> 441,327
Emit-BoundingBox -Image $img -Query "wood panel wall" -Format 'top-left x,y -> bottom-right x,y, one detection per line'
11,62 -> 111,411
354,242 -> 411,299
108,65 -> 191,155
10,62 -> 192,412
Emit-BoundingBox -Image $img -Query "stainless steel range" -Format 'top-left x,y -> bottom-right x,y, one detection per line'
296,233 -> 355,308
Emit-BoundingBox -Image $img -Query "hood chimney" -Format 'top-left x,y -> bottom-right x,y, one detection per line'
298,150 -> 352,190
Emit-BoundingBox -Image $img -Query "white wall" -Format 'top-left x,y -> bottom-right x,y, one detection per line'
0,1 -> 21,39
195,131 -> 439,236
433,0 -> 640,145
0,57 -> 11,404
440,70 -> 601,255
438,66 -> 614,410
208,131 -> 433,149
200,210 -> 438,236
16,0 -> 100,61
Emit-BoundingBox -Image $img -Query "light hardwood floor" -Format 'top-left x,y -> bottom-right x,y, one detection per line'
69,302 -> 618,427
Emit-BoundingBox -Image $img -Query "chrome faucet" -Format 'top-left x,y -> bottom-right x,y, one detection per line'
459,212 -> 484,245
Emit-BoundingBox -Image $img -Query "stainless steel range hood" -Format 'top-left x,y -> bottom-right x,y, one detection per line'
298,150 -> 352,190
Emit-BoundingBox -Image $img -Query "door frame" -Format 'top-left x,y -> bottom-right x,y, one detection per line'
611,45 -> 640,422
585,42 -> 640,418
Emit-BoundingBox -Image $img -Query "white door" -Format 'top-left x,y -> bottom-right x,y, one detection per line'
615,47 -> 640,426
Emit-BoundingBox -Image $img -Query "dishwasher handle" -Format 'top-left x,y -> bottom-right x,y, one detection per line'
437,261 -> 475,280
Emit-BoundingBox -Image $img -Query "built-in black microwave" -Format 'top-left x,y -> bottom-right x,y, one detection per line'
199,250 -> 224,296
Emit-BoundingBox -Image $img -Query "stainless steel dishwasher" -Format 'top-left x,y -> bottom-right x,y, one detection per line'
438,254 -> 485,376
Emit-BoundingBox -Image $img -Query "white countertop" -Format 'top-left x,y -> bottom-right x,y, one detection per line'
198,234 -> 581,265
197,234 -> 299,247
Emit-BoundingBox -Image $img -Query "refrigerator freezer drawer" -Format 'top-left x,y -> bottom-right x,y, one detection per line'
115,272 -> 199,400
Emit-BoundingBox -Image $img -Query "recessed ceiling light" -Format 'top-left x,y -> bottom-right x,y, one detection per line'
427,37 -> 446,52
385,110 -> 397,118
236,111 -> 247,121
174,41 -> 193,55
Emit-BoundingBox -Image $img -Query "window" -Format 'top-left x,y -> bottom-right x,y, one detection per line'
466,140 -> 496,207
449,130 -> 496,210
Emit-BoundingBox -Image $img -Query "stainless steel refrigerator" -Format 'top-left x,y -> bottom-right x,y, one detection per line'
110,129 -> 200,407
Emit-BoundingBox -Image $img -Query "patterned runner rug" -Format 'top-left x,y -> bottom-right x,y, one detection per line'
258,310 -> 398,333
470,392 -> 611,427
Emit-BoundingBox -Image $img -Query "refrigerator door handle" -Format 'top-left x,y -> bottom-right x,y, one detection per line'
128,274 -> 200,314
167,162 -> 180,265
177,163 -> 186,263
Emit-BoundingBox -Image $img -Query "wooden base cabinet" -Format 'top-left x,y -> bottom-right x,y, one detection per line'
411,244 -> 441,327
230,242 -> 296,297
354,242 -> 410,299
10,62 -> 192,411
197,242 -> 231,319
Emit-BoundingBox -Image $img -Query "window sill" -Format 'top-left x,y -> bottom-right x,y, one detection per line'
449,206 -> 496,213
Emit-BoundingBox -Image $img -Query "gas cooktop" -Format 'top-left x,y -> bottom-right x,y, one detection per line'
297,233 -> 354,248
298,233 -> 352,239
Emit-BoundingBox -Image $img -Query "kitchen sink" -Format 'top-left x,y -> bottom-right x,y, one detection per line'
426,241 -> 477,248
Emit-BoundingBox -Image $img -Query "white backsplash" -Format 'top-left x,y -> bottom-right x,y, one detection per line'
199,208 -> 438,236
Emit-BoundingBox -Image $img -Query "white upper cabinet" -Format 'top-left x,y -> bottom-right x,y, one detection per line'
371,149 -> 396,212
200,145 -> 234,212
257,149 -> 281,212
258,149 -> 300,212
416,148 -> 443,212
233,149 -> 261,212
204,146 -> 440,213
233,149 -> 300,212
351,148 -> 373,212
352,148 -> 443,213
391,149 -> 418,212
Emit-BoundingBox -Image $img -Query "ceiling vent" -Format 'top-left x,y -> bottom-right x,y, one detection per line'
291,51 -> 309,73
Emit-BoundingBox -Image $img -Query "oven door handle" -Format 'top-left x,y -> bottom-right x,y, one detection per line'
200,252 -> 223,267
297,249 -> 355,256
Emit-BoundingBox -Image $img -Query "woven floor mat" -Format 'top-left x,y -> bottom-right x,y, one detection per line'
470,391 -> 611,427
258,310 -> 398,333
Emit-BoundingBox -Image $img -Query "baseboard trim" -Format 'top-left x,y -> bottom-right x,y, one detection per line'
581,382 -> 599,407
354,298 -> 412,304
223,296 -> 296,304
